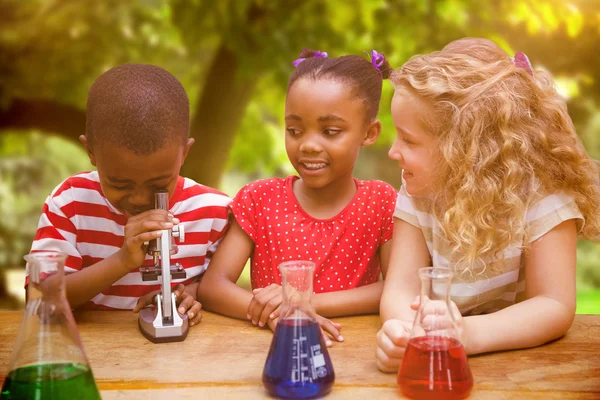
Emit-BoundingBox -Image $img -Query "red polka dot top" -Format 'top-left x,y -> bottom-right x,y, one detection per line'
230,176 -> 397,293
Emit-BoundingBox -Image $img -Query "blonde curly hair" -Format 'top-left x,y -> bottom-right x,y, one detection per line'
391,37 -> 600,267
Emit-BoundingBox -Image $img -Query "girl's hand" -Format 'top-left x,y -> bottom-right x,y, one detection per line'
266,315 -> 343,348
133,283 -> 203,326
316,314 -> 343,347
247,284 -> 283,327
376,319 -> 412,372
413,296 -> 465,348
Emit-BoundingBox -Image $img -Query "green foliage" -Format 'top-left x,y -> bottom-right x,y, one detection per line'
0,132 -> 89,266
576,290 -> 600,314
1,0 -> 600,296
577,240 -> 600,290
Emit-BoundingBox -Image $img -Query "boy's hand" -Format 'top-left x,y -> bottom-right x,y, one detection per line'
117,210 -> 178,271
133,283 -> 203,326
266,315 -> 343,348
247,284 -> 283,327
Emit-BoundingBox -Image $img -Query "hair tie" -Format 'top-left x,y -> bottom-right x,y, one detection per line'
367,50 -> 385,78
513,52 -> 534,76
292,51 -> 328,67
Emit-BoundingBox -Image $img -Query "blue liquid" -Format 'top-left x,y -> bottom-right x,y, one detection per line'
263,319 -> 335,399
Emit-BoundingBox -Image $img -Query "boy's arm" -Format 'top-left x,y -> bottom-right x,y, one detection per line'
64,252 -> 134,308
462,220 -> 577,355
197,220 -> 254,320
65,210 -> 173,308
312,238 -> 393,318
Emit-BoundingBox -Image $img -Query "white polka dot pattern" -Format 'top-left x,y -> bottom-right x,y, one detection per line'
230,176 -> 397,293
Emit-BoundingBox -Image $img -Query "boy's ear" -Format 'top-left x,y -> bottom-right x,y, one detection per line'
181,138 -> 195,165
79,135 -> 97,166
362,120 -> 381,147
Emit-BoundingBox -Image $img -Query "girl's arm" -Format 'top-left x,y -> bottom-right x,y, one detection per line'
463,219 -> 577,354
196,220 -> 255,320
380,218 -> 431,322
376,219 -> 433,372
313,236 -> 394,318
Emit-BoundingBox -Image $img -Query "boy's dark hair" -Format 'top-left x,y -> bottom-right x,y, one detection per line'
288,49 -> 393,122
86,64 -> 189,155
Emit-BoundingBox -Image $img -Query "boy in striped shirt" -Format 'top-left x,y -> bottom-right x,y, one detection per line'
28,64 -> 231,326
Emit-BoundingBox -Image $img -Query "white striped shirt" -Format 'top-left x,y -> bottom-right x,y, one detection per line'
29,171 -> 231,310
394,181 -> 583,315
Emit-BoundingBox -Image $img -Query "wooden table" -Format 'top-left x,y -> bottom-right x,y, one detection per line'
0,311 -> 598,399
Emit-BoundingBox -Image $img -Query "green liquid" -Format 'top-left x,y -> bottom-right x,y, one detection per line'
1,363 -> 101,400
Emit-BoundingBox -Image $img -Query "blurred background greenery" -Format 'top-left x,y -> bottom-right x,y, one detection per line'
0,0 -> 598,312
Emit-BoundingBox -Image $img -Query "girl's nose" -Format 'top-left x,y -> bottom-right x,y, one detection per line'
388,140 -> 403,161
299,133 -> 323,154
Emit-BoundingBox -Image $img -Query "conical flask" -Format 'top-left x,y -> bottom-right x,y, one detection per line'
398,267 -> 473,400
262,261 -> 335,399
1,251 -> 101,400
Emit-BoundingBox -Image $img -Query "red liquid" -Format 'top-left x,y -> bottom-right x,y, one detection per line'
398,336 -> 473,400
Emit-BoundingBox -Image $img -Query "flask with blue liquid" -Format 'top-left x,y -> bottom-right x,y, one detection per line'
262,260 -> 335,399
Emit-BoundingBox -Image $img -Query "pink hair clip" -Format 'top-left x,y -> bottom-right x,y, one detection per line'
513,52 -> 534,76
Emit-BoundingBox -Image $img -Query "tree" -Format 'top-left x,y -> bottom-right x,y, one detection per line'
2,0 -> 598,188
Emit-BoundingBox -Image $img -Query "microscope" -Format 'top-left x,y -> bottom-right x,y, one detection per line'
138,190 -> 189,343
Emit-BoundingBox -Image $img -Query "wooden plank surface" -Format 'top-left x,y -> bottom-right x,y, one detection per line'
0,311 -> 598,399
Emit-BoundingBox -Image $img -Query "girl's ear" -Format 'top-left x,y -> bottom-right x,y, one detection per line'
362,120 -> 382,147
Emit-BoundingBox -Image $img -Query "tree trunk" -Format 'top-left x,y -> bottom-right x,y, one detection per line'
182,43 -> 260,188
0,97 -> 85,141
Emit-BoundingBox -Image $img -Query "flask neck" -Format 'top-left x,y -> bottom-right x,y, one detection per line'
278,261 -> 315,321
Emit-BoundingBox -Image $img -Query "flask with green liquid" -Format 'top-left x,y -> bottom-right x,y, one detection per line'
1,251 -> 101,400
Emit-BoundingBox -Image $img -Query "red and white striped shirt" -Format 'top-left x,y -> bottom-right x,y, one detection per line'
29,171 -> 231,310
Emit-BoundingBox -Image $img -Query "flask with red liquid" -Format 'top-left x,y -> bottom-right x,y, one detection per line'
398,267 -> 473,400
262,261 -> 335,399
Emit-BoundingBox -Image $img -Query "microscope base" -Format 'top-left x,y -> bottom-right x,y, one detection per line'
138,295 -> 189,343
138,316 -> 189,343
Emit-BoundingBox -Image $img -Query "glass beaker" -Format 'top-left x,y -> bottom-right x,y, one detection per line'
397,267 -> 473,400
1,252 -> 101,400
262,261 -> 335,399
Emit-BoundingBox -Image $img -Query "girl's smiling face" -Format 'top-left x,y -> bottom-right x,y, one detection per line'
285,78 -> 379,190
388,88 -> 440,197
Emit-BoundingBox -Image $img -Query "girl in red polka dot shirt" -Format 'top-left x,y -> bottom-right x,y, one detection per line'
198,49 -> 397,346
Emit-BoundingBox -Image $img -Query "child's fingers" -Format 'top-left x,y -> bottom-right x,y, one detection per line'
257,293 -> 282,327
247,285 -> 280,325
177,294 -> 195,316
269,304 -> 281,320
133,291 -> 157,313
381,319 -> 411,347
410,295 -> 420,310
376,327 -> 407,358
129,230 -> 163,249
321,329 -> 333,348
376,346 -> 402,373
319,318 -> 344,343
172,284 -> 186,301
188,302 -> 203,326
132,296 -> 146,313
